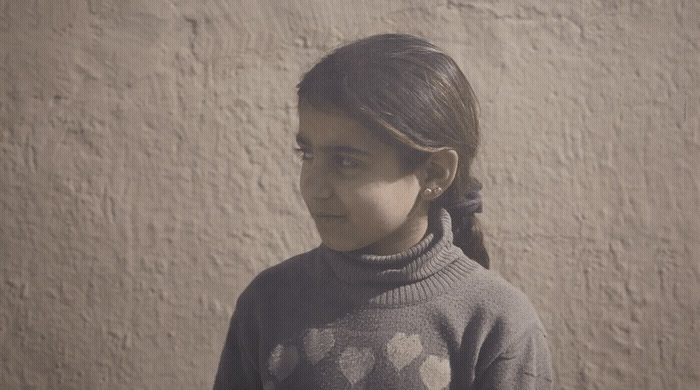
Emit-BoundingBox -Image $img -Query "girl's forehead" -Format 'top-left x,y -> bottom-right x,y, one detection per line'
297,105 -> 380,146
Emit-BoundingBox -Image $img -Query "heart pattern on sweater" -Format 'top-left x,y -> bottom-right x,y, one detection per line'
339,346 -> 375,385
303,328 -> 335,365
419,355 -> 451,390
386,332 -> 423,371
268,344 -> 299,382
266,332 -> 453,388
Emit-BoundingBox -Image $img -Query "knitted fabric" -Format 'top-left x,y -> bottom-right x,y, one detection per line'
213,209 -> 552,389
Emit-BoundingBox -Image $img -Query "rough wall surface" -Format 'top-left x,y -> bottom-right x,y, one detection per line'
1,0 -> 698,389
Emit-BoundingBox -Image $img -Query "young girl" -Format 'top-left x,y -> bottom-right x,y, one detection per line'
213,34 -> 552,390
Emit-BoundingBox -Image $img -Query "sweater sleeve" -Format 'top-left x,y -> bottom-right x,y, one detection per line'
474,323 -> 553,390
212,311 -> 262,390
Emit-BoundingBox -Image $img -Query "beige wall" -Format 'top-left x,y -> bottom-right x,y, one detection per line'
1,0 -> 698,388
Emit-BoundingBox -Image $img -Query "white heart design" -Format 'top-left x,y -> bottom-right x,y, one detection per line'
386,332 -> 423,371
339,346 -> 375,385
268,344 -> 299,381
419,355 -> 451,390
303,328 -> 335,365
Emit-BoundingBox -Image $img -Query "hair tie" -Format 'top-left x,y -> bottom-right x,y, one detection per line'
445,179 -> 483,215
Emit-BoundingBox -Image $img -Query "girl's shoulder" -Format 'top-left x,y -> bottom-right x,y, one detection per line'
437,258 -> 544,331
458,263 -> 546,337
470,266 -> 534,306
233,247 -> 320,310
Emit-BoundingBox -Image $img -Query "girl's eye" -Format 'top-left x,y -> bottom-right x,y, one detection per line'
294,148 -> 313,161
334,155 -> 360,169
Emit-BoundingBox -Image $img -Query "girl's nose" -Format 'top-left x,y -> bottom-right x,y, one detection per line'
301,165 -> 333,199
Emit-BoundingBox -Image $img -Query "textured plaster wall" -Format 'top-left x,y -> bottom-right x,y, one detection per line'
1,0 -> 698,389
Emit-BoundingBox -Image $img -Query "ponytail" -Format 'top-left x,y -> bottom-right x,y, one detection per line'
437,178 -> 489,269
450,211 -> 489,269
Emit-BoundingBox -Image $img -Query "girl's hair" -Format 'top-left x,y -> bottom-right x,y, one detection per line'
297,34 -> 489,269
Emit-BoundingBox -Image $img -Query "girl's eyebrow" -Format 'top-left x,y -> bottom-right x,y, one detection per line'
295,133 -> 373,156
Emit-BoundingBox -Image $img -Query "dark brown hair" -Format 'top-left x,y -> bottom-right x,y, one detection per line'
297,34 -> 489,269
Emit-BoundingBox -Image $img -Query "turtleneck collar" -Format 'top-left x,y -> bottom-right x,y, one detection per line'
318,208 -> 476,288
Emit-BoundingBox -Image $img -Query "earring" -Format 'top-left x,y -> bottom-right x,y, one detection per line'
423,188 -> 433,196
434,187 -> 443,195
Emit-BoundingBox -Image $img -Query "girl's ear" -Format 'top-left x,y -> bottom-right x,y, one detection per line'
421,149 -> 459,199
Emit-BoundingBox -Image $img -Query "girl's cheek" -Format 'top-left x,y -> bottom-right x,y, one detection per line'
298,167 -> 313,198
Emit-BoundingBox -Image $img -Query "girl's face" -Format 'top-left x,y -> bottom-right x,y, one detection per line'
297,105 -> 429,255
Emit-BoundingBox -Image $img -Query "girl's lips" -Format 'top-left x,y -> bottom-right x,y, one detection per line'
312,213 -> 347,224
310,210 -> 345,218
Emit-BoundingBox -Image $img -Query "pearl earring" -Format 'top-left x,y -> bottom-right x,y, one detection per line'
423,188 -> 433,196
434,187 -> 443,195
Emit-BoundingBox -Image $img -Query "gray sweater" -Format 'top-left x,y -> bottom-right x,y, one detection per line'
213,209 -> 552,389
